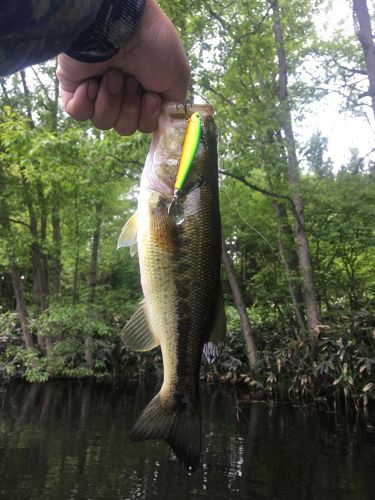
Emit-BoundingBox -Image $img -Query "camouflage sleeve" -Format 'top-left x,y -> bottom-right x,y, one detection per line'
0,0 -> 145,76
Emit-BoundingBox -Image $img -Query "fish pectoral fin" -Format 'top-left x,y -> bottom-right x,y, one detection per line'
130,393 -> 201,471
203,291 -> 226,364
130,242 -> 138,257
121,302 -> 159,351
150,205 -> 179,253
117,211 -> 138,254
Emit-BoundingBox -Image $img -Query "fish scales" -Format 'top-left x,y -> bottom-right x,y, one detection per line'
117,103 -> 226,471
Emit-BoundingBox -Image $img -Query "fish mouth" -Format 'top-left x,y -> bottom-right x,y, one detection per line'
164,102 -> 215,120
144,102 -> 216,197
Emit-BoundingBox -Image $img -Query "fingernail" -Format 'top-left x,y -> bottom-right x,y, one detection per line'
108,72 -> 123,95
143,93 -> 160,114
88,81 -> 98,100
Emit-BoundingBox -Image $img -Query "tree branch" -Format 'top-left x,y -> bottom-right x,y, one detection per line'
8,218 -> 31,229
30,67 -> 54,107
219,168 -> 306,233
219,168 -> 293,203
205,84 -> 234,106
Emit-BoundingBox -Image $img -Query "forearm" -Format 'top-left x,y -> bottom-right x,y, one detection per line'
0,0 -> 145,76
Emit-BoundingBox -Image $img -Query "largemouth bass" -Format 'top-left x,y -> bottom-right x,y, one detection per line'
118,103 -> 225,471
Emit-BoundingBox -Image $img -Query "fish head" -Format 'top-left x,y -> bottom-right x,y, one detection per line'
144,103 -> 218,198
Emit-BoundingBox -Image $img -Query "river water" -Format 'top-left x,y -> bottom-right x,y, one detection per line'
0,381 -> 374,499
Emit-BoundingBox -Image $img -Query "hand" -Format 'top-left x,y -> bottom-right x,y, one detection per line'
56,0 -> 190,135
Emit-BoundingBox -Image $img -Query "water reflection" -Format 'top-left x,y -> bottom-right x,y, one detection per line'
0,381 -> 374,499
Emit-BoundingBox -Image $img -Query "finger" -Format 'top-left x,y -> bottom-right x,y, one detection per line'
61,80 -> 98,121
138,92 -> 161,133
161,68 -> 190,103
114,75 -> 142,136
160,51 -> 190,103
91,70 -> 124,130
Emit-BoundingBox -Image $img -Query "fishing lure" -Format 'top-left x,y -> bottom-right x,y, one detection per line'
168,111 -> 202,223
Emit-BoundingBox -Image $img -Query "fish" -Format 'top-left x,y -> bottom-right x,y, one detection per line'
117,102 -> 226,471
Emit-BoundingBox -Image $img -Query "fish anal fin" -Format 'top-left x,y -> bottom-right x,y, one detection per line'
117,211 -> 138,252
203,291 -> 226,364
130,393 -> 201,471
121,303 -> 159,352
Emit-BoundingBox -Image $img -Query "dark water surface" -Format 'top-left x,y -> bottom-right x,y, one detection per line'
0,382 -> 374,500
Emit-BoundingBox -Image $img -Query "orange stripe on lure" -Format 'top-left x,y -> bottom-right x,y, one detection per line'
168,112 -> 202,223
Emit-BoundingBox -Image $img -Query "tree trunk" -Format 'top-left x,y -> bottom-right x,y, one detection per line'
19,174 -> 54,355
72,191 -> 80,305
353,0 -> 375,119
10,263 -> 35,350
19,71 -> 48,315
271,0 -> 321,332
273,200 -> 306,336
37,181 -> 50,300
0,168 -> 35,353
19,172 -> 49,351
50,71 -> 62,301
85,203 -> 102,368
20,70 -> 32,122
72,249 -> 80,305
221,236 -> 257,371
51,191 -> 62,299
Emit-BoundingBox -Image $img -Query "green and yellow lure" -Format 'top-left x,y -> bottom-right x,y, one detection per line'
168,111 -> 202,223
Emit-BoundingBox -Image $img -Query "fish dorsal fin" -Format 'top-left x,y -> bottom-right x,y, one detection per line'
117,211 -> 138,253
203,291 -> 226,364
121,302 -> 160,351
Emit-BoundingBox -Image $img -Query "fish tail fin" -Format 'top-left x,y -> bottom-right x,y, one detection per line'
130,393 -> 201,471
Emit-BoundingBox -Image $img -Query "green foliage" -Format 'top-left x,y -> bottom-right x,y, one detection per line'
1,1 -> 374,412
1,344 -> 48,382
0,311 -> 22,350
0,64 -> 148,382
304,170 -> 375,311
203,306 -> 375,408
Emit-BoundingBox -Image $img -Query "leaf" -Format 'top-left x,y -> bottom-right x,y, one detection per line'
362,383 -> 373,393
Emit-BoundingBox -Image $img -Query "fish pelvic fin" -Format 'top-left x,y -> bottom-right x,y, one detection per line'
130,393 -> 201,471
121,302 -> 159,352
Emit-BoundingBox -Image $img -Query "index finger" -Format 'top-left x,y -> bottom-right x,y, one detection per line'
60,80 -> 98,121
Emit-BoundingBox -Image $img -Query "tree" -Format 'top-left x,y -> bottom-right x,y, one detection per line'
270,0 -> 321,331
304,131 -> 333,178
0,66 -> 146,377
222,236 -> 257,370
352,0 -> 375,119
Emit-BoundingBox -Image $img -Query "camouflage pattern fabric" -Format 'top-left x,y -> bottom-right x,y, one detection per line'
0,0 -> 145,76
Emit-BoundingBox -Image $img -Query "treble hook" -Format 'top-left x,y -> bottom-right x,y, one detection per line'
175,101 -> 194,119
184,99 -> 195,119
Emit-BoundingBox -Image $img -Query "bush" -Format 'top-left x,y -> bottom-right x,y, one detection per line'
201,306 -> 375,410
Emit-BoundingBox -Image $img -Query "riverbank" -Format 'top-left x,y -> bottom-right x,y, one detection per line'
1,306 -> 374,411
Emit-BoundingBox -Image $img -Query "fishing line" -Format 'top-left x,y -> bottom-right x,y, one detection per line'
221,187 -> 277,254
221,185 -> 316,326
